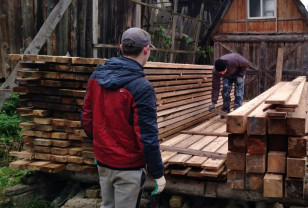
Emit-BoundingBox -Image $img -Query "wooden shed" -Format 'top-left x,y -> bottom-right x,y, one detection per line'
205,0 -> 308,100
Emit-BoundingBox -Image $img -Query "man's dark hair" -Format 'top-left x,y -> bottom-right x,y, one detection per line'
215,59 -> 228,72
121,39 -> 143,57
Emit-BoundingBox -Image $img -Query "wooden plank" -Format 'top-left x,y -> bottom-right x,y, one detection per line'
265,76 -> 306,104
202,142 -> 227,170
227,82 -> 286,133
200,165 -> 225,177
167,154 -> 192,165
27,161 -> 51,171
40,163 -> 65,173
9,160 -> 31,170
160,146 -> 226,160
9,151 -> 33,160
283,76 -> 306,107
52,140 -> 71,148
34,138 -> 52,146
51,147 -> 69,155
170,167 -> 191,176
161,151 -> 177,163
52,155 -> 68,163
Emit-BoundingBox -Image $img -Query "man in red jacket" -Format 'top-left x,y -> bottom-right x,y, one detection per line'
81,27 -> 165,208
208,53 -> 248,117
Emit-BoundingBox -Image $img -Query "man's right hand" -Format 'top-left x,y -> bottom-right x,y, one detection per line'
208,104 -> 215,111
151,176 -> 166,195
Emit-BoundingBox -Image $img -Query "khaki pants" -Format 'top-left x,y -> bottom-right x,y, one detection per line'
97,165 -> 146,208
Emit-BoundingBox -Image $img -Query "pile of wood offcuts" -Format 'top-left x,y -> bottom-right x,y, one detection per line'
227,76 -> 308,199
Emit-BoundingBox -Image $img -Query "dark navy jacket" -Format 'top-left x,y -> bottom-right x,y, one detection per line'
81,56 -> 164,179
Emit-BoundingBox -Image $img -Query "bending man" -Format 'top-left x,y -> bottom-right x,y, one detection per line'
208,53 -> 248,116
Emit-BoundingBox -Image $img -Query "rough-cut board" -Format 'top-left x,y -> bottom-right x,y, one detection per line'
265,76 -> 306,105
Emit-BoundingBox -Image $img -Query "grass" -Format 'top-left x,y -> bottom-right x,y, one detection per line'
0,166 -> 28,191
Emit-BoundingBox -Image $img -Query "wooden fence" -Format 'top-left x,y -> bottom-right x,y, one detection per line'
0,0 -> 221,79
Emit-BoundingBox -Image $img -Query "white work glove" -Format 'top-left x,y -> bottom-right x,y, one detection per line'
151,176 -> 166,195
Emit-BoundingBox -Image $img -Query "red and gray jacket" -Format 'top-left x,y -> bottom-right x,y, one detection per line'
212,53 -> 248,104
81,56 -> 164,179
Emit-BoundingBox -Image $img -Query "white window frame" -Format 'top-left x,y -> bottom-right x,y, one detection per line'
247,0 -> 276,19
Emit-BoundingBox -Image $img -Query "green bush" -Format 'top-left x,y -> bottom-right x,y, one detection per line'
0,93 -> 22,166
0,93 -> 19,116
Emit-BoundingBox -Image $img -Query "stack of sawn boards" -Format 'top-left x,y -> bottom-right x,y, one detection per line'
226,76 -> 308,199
8,54 -> 225,175
160,115 -> 229,180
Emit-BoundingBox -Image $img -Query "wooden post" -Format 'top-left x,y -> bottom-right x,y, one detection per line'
259,41 -> 266,94
275,48 -> 284,84
92,0 -> 98,58
135,0 -> 141,28
169,0 -> 178,63
0,0 -> 72,108
191,3 -> 204,64
70,0 -> 78,57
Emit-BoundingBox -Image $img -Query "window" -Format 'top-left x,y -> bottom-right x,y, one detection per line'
248,0 -> 276,19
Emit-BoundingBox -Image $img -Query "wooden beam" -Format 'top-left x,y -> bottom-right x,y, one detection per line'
0,0 -> 72,108
275,48 -> 284,84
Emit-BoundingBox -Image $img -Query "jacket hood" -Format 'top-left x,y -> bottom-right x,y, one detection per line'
95,56 -> 145,89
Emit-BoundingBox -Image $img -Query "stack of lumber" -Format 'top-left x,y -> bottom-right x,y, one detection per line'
226,76 -> 307,199
7,54 -> 225,174
160,115 -> 229,180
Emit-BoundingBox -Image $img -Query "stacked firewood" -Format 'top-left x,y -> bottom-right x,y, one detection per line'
226,76 -> 307,199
